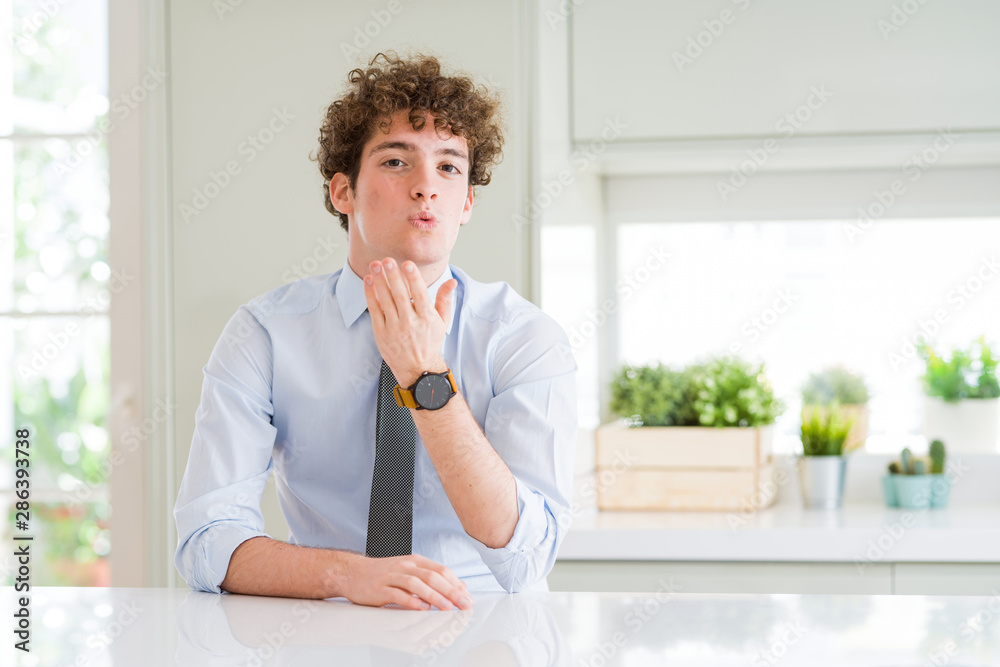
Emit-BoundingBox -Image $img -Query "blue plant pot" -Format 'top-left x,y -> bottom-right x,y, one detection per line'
881,475 -> 899,508
893,475 -> 933,509
929,474 -> 951,508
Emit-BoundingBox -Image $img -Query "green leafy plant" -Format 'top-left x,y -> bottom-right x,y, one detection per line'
801,366 -> 869,406
800,403 -> 856,456
691,357 -> 784,427
917,337 -> 1000,402
608,364 -> 699,427
610,356 -> 783,428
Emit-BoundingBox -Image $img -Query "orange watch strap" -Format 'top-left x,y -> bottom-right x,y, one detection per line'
393,384 -> 419,409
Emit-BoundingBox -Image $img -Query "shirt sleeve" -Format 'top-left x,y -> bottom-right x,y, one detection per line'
471,309 -> 578,592
173,304 -> 278,593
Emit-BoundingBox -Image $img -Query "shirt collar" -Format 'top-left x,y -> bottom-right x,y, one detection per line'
337,258 -> 457,334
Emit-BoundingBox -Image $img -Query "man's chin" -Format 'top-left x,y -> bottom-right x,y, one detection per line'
394,245 -> 449,267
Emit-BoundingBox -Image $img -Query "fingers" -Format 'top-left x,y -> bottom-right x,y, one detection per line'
392,573 -> 461,612
404,556 -> 471,610
378,556 -> 470,611
366,261 -> 400,327
378,258 -> 415,320
385,587 -> 432,611
410,554 -> 467,595
351,555 -> 471,612
369,259 -> 441,318
362,272 -> 386,335
400,260 -> 432,313
417,569 -> 470,611
435,279 -> 457,322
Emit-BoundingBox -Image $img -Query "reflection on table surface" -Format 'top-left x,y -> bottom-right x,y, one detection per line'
2,587 -> 1000,665
177,588 -> 567,666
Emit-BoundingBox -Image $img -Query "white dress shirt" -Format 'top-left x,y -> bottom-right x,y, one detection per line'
174,259 -> 578,594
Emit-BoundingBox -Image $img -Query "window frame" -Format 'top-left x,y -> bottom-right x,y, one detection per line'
108,0 -> 173,587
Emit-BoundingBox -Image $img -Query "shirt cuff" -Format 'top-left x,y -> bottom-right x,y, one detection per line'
183,523 -> 271,594
470,475 -> 557,592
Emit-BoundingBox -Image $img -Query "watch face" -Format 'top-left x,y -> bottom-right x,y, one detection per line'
415,373 -> 453,410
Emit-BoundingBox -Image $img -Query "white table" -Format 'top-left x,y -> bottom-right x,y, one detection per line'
3,586 -> 999,665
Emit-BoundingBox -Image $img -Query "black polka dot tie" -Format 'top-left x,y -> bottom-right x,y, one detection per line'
365,359 -> 416,558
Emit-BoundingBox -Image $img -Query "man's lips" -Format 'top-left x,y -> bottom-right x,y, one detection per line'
409,214 -> 438,228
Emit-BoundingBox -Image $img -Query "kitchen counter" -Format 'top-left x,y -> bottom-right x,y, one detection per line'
557,503 -> 1000,562
4,586 -> 1000,665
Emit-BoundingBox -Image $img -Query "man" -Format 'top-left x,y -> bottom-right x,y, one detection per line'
173,53 -> 578,611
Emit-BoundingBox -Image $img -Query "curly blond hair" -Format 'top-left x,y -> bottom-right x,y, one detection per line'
313,52 -> 505,231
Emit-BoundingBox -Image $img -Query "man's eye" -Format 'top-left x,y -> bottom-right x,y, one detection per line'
384,158 -> 404,167
440,164 -> 460,173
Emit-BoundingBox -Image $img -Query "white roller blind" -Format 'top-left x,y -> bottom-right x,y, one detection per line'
605,166 -> 1000,224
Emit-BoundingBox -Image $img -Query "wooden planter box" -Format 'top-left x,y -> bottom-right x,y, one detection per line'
595,421 -> 776,512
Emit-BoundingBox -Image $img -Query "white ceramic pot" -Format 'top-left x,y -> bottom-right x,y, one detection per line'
923,396 -> 1000,453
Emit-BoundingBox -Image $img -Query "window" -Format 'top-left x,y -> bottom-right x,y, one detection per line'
543,218 -> 1000,454
1,0 -> 111,585
540,225 -> 598,426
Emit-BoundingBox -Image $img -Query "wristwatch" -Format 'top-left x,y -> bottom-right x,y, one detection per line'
394,369 -> 458,410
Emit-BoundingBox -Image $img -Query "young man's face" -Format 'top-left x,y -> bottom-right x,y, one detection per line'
332,109 -> 474,282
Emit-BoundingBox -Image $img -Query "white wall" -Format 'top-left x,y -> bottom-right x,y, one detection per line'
167,0 -> 532,577
570,0 -> 1000,142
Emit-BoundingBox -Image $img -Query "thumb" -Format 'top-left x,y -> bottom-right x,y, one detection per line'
435,279 -> 458,320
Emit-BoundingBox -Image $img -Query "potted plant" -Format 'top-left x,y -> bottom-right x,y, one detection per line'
798,403 -> 857,509
801,366 -> 870,452
597,355 -> 784,511
918,337 -> 1000,453
883,440 -> 950,509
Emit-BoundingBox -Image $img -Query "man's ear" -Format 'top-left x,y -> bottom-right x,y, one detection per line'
330,173 -> 354,215
459,185 -> 474,226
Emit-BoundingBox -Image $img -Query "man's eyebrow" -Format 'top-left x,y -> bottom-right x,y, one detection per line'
437,146 -> 469,162
368,140 -> 468,162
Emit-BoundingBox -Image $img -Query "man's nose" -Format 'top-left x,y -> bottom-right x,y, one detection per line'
410,164 -> 439,200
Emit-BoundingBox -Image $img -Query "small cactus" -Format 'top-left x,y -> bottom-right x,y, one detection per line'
913,460 -> 926,475
929,439 -> 946,474
900,447 -> 914,474
888,461 -> 902,474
